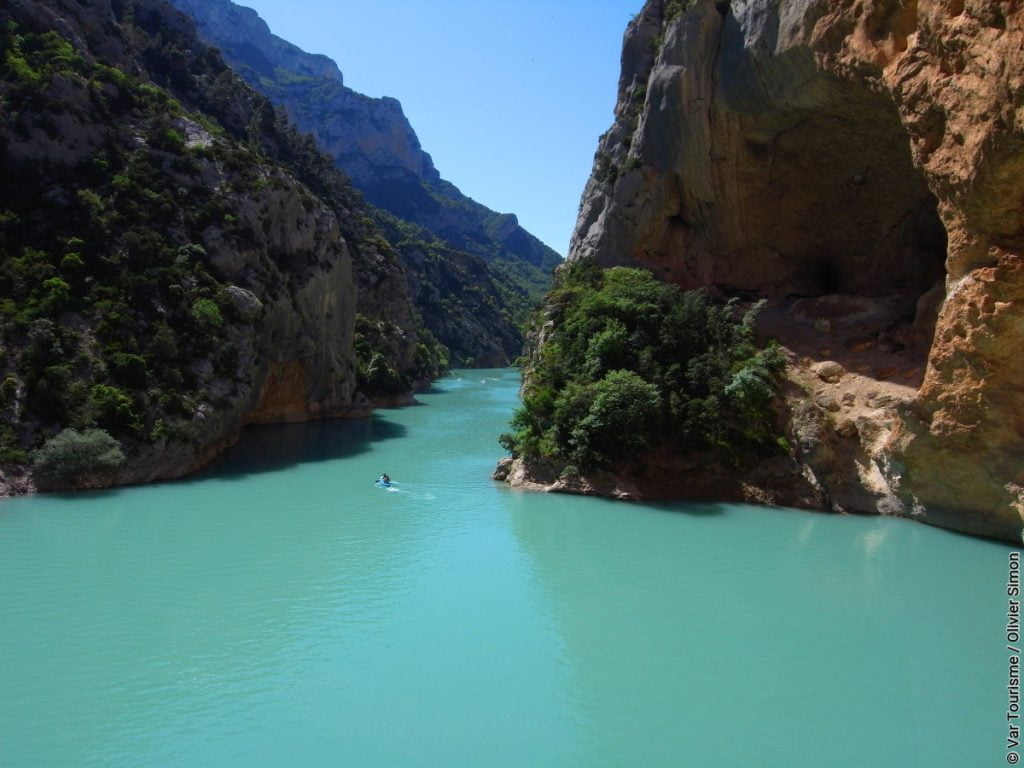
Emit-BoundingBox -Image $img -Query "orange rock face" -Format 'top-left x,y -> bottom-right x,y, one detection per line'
569,0 -> 1024,541
818,0 -> 1024,540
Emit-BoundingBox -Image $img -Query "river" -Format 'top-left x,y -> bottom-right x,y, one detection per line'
0,369 -> 1014,766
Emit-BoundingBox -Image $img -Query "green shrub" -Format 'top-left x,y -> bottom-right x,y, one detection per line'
30,427 -> 124,480
27,364 -> 86,423
23,319 -> 63,373
502,265 -> 784,469
60,253 -> 84,271
362,352 -> 405,395
88,383 -> 139,432
106,351 -> 148,386
155,128 -> 185,152
147,321 -> 179,364
565,370 -> 661,469
5,47 -> 41,83
414,327 -> 449,380
39,276 -> 71,313
190,297 -> 224,329
0,374 -> 19,407
0,425 -> 27,465
664,0 -> 693,23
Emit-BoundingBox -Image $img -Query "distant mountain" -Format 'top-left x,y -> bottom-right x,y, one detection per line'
169,0 -> 561,298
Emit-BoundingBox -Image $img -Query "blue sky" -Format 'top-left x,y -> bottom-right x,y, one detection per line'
236,0 -> 642,256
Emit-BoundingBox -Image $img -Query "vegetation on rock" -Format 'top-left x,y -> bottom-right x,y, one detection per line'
372,212 -> 524,366
0,3 -> 441,484
170,0 -> 558,344
0,20 -> 242,458
501,264 -> 786,471
31,427 -> 125,482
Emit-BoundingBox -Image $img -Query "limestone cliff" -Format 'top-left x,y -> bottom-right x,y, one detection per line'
0,0 -> 431,493
169,0 -> 561,310
542,0 -> 1024,542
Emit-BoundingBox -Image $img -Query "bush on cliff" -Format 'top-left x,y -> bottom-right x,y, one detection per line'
500,264 -> 785,471
30,428 -> 125,481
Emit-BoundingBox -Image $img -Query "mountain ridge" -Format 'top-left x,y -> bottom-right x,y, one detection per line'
169,0 -> 561,280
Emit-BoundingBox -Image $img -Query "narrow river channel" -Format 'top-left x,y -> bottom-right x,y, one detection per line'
0,369 -> 1012,766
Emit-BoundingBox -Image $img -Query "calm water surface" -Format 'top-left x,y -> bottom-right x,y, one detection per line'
0,369 -> 1014,766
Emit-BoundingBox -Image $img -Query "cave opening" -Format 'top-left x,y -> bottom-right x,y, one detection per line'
723,75 -> 948,387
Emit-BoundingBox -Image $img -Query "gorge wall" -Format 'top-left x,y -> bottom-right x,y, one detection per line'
170,0 -> 562,365
565,0 -> 1023,541
0,0 -> 435,492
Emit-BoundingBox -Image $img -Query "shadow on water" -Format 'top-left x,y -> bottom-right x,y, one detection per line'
642,500 -> 729,517
192,413 -> 407,482
393,397 -> 429,407
413,383 -> 449,396
16,415 -> 408,507
40,487 -> 130,505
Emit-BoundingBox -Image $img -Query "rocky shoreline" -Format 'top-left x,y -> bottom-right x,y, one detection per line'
0,390 -> 421,499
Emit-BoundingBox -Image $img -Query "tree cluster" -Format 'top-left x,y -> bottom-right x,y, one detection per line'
501,264 -> 786,472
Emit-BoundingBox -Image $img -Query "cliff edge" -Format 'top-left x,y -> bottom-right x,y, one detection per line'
0,0 -> 434,494
510,0 -> 1024,542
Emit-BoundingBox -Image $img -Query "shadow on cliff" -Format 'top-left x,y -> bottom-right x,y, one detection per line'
193,414 -> 408,482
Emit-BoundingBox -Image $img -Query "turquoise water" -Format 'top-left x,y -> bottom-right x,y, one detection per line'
0,368 -> 1014,766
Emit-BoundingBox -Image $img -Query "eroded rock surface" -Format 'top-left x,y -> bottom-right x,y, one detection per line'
534,0 -> 1024,541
